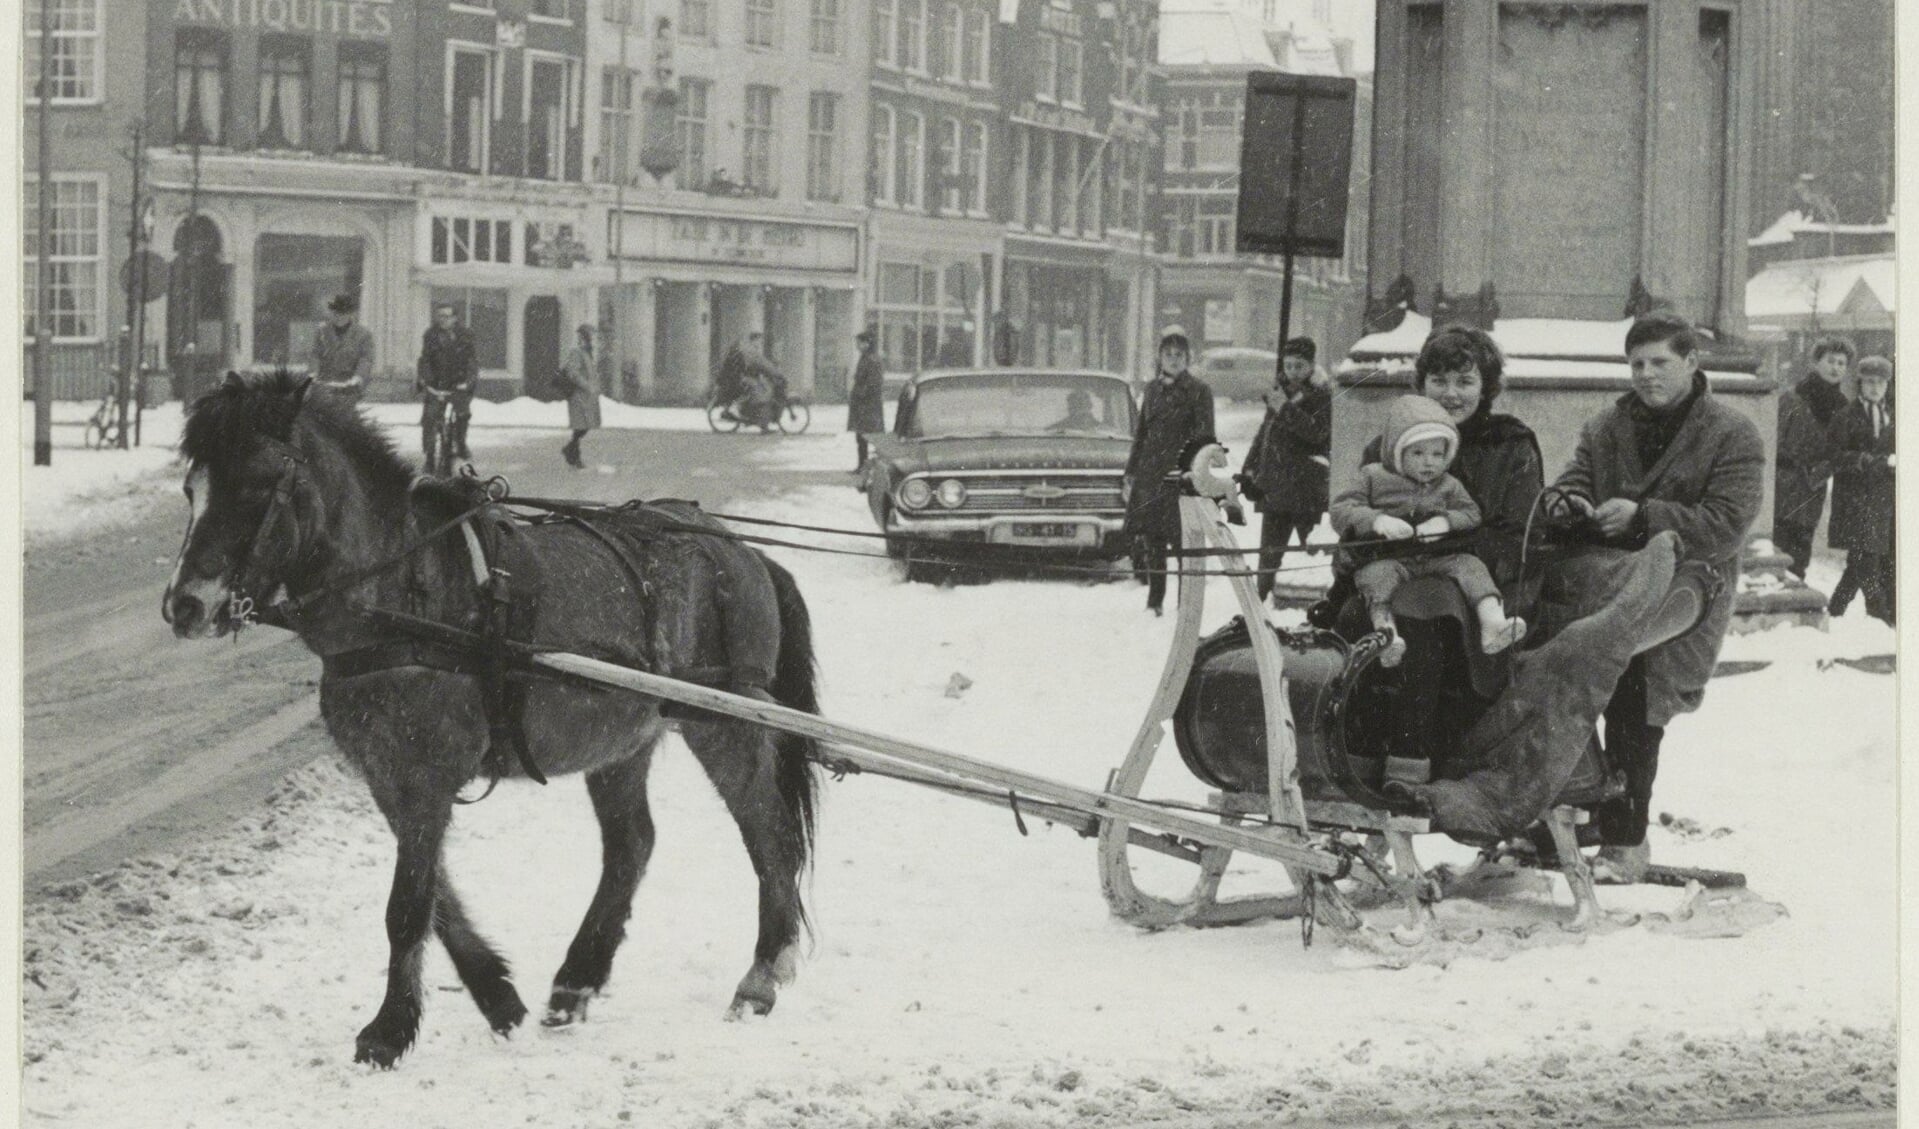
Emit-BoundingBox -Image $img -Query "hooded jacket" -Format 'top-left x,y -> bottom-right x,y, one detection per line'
1330,396 -> 1482,539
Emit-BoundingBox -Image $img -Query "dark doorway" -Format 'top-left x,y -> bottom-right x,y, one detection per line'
168,215 -> 229,402
524,295 -> 562,396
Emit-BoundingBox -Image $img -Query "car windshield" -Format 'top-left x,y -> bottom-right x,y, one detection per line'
907,374 -> 1134,439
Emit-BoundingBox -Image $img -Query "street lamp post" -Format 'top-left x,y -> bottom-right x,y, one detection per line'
33,3 -> 54,467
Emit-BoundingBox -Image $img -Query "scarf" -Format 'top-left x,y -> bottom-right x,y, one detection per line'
1627,371 -> 1706,472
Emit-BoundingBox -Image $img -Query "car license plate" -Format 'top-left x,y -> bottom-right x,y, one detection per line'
995,521 -> 1094,545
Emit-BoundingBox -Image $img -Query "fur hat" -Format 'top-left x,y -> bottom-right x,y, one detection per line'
1282,336 -> 1317,363
1382,395 -> 1458,475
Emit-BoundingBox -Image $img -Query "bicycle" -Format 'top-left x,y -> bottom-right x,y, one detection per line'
421,388 -> 459,476
83,373 -> 134,450
704,385 -> 812,435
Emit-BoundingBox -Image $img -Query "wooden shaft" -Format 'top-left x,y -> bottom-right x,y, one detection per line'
530,651 -> 1343,876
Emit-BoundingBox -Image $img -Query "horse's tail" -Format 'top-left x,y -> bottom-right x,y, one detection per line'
763,554 -> 821,899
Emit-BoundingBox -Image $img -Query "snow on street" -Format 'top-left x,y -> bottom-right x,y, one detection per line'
21,402 -> 1898,1127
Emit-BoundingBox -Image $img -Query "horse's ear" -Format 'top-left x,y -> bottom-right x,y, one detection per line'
223,370 -> 246,391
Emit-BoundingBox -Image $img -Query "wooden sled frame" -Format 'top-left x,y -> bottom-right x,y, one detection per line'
1095,446 -> 1610,937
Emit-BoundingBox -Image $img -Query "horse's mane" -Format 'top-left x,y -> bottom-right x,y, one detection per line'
181,370 -> 414,494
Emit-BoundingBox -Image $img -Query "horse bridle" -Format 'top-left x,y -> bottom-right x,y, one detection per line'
226,433 -> 311,624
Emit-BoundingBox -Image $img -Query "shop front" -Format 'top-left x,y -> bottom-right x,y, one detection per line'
1002,238 -> 1123,372
868,211 -> 999,378
606,204 -> 864,404
414,194 -> 601,400
148,152 -> 416,400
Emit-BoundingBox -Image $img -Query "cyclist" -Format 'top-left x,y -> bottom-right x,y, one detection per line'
417,303 -> 477,464
718,331 -> 789,430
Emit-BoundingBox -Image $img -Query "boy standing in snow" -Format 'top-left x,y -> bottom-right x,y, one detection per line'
1330,395 -> 1528,674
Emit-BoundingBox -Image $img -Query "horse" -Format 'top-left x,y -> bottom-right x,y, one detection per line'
161,370 -> 821,1067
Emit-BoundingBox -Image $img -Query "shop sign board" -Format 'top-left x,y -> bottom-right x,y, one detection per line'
612,211 -> 859,273
173,0 -> 394,37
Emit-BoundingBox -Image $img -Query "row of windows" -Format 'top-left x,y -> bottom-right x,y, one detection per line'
870,107 -> 989,215
666,0 -> 844,54
657,81 -> 844,201
1009,127 -> 1152,238
874,0 -> 991,86
175,32 -> 390,156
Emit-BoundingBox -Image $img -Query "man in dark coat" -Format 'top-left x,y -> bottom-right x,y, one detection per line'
846,329 -> 886,471
1238,335 -> 1331,600
417,302 -> 478,461
1827,355 -> 1895,624
1124,326 -> 1216,614
1772,335 -> 1854,578
310,292 -> 374,401
1554,313 -> 1765,880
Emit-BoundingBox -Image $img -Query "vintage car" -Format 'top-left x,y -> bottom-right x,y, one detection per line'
862,368 -> 1138,577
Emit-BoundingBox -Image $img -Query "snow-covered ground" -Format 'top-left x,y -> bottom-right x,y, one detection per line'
21,400 -> 1899,1127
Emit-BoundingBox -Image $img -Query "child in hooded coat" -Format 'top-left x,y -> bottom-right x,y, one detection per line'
1330,395 -> 1528,668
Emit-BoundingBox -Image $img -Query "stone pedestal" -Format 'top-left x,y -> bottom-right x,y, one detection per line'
1367,0 -> 1765,336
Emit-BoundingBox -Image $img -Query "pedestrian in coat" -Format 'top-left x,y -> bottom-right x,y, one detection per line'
310,292 -> 374,401
1826,355 -> 1895,625
1124,325 -> 1216,614
1553,313 -> 1765,879
417,303 -> 478,462
559,324 -> 600,469
847,329 -> 886,471
1238,336 -> 1331,600
1772,335 -> 1854,577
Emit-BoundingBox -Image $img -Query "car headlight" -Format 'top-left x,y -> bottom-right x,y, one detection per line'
935,478 -> 967,509
899,478 -> 933,510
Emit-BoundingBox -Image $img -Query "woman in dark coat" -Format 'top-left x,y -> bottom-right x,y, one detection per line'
1826,355 -> 1895,624
1334,325 -> 1544,786
847,329 -> 886,471
1352,325 -> 1545,604
1124,326 -> 1216,614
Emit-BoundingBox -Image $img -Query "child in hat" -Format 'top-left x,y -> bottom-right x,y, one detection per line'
1330,395 -> 1527,668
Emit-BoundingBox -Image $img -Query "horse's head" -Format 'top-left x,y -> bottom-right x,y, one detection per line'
164,370 -> 324,638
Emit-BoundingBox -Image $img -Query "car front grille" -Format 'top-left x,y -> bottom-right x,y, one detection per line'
932,474 -> 1124,513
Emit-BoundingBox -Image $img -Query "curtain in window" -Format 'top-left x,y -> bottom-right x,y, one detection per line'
258,51 -> 305,148
338,57 -> 383,152
176,45 -> 224,144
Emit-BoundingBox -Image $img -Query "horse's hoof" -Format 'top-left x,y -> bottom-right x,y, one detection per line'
542,986 -> 595,1028
353,1029 -> 410,1069
723,993 -> 776,1022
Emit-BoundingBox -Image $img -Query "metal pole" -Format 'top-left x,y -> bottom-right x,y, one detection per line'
32,3 -> 54,466
182,139 -> 202,400
610,7 -> 630,400
1273,90 -> 1309,388
119,122 -> 145,449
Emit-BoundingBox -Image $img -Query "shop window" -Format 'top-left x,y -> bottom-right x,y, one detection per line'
431,216 -> 513,265
26,0 -> 102,105
743,85 -> 777,194
429,286 -> 510,370
676,78 -> 709,189
252,234 -> 364,365
806,92 -> 840,202
873,260 -> 976,373
23,176 -> 104,342
526,55 -> 574,181
337,45 -> 386,154
449,47 -> 495,173
175,30 -> 227,146
809,0 -> 839,54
